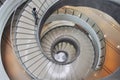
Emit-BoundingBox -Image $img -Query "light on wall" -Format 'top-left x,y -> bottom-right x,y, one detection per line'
104,35 -> 107,38
117,45 -> 120,49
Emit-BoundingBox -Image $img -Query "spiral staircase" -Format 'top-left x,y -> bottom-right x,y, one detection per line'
0,0 -> 120,80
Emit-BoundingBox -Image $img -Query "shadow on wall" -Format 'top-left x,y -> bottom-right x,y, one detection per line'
102,68 -> 120,80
